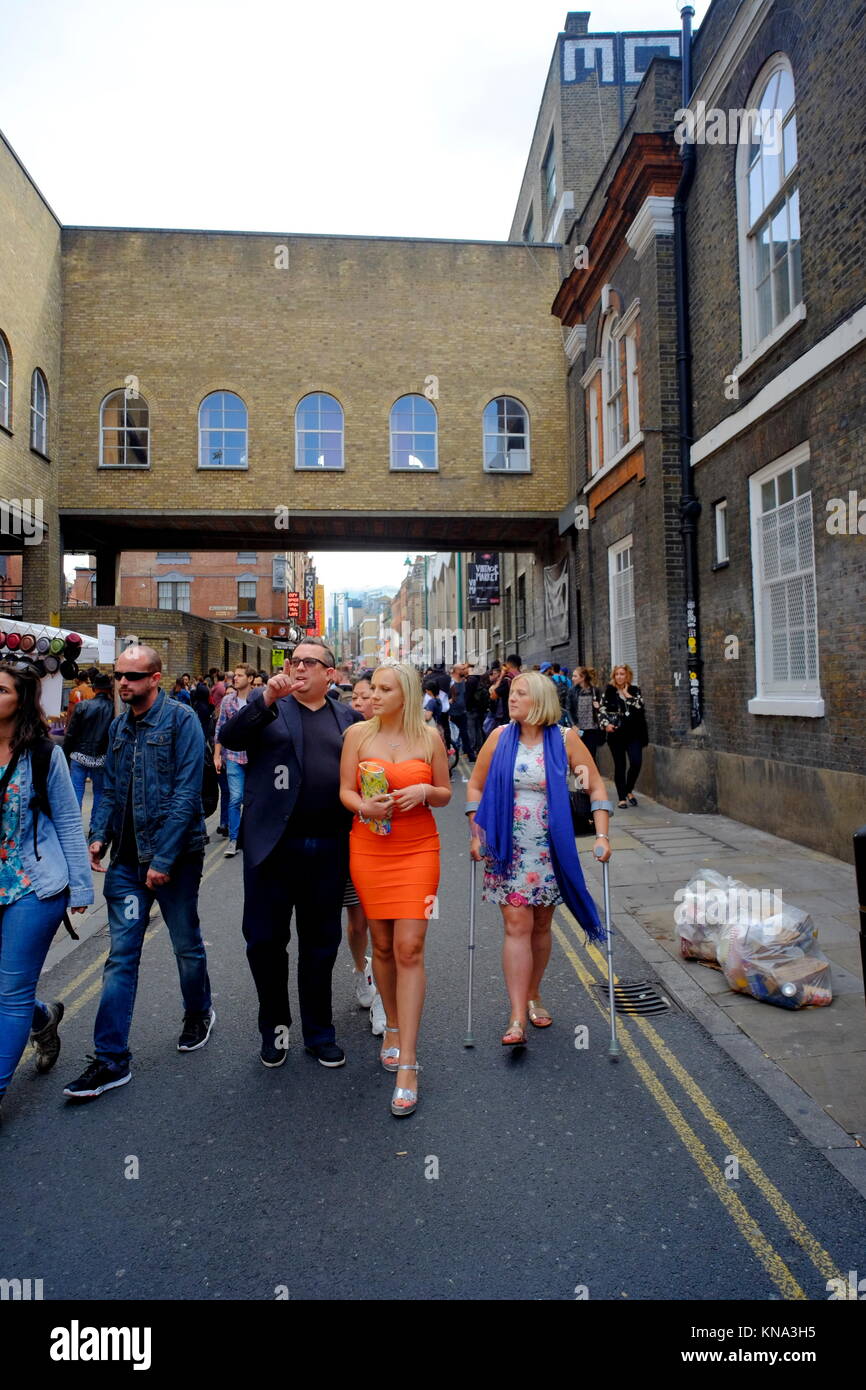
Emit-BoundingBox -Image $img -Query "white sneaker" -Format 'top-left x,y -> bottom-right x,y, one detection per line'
224,840 -> 238,857
369,993 -> 387,1036
354,956 -> 376,1009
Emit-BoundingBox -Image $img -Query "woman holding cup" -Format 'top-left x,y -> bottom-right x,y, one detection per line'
340,663 -> 451,1116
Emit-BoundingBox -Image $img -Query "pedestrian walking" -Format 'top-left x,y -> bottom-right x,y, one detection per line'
190,676 -> 213,740
343,676 -> 386,1035
599,664 -> 649,808
63,646 -> 214,1101
340,662 -> 451,1115
463,663 -> 485,760
466,671 -> 611,1045
65,671 -> 93,723
219,639 -> 362,1069
449,663 -> 471,761
213,663 -> 254,858
567,666 -> 606,761
0,663 -> 93,1119
62,672 -> 114,828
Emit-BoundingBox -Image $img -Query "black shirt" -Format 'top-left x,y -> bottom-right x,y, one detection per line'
284,700 -> 353,838
116,709 -> 146,864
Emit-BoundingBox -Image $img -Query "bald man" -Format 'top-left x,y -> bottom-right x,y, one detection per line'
63,646 -> 214,1101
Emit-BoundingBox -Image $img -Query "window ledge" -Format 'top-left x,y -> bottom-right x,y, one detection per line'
198,464 -> 249,471
0,423 -> 12,438
99,463 -> 150,470
583,433 -> 644,494
30,446 -> 51,462
736,303 -> 806,379
389,466 -> 439,473
484,465 -> 532,475
294,465 -> 345,472
711,559 -> 730,571
748,695 -> 825,718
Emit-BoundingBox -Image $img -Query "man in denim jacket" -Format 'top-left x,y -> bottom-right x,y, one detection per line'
63,647 -> 214,1101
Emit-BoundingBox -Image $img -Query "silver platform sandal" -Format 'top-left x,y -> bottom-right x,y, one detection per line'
391,1062 -> 421,1117
379,1025 -> 400,1073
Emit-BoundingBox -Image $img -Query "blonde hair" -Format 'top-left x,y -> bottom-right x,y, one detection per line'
509,671 -> 561,727
357,662 -> 439,759
610,664 -> 634,686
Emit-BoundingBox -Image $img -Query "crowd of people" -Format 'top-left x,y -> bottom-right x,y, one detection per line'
0,640 -> 644,1123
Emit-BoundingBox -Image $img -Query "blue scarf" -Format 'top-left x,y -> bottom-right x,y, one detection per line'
475,721 -> 605,943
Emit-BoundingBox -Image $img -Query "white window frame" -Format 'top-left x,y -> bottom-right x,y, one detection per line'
99,390 -> 150,468
0,333 -> 10,430
389,394 -> 438,472
747,442 -> 823,717
294,392 -> 345,471
198,391 -> 248,470
713,500 -> 729,565
736,54 -> 803,364
237,579 -> 258,613
601,315 -> 625,461
157,579 -> 190,612
30,369 -> 48,455
608,535 -> 638,679
482,396 -> 531,473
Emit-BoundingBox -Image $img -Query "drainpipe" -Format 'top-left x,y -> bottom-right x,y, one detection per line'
674,2 -> 702,728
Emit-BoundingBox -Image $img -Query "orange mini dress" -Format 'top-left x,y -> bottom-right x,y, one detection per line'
349,758 -> 440,920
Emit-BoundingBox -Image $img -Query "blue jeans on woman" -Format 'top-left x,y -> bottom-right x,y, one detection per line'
69,760 -> 105,827
0,889 -> 68,1096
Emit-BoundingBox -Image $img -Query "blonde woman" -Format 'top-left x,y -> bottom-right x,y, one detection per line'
467,672 -> 612,1045
340,663 -> 451,1116
599,664 -> 648,808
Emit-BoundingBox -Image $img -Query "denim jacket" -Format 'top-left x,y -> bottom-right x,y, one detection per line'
90,689 -> 206,873
7,745 -> 95,908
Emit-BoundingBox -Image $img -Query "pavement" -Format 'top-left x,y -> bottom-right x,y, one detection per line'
572,780 -> 866,1196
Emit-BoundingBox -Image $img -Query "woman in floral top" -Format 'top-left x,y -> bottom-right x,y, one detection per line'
466,672 -> 613,1046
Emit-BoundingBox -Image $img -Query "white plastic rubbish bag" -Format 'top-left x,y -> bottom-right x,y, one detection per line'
717,903 -> 833,1009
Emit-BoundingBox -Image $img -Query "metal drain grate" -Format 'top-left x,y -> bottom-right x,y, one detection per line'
592,979 -> 674,1015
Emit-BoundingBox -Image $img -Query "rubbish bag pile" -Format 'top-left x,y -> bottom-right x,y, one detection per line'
675,870 -> 832,1009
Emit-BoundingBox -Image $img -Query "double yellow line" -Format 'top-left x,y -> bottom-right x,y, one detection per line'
15,841 -> 226,1078
553,905 -> 844,1301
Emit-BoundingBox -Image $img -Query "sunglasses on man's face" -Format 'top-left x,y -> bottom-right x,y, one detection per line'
289,657 -> 329,669
113,671 -> 154,682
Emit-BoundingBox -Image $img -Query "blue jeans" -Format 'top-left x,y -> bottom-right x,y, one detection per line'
93,853 -> 211,1065
218,765 -> 230,828
225,760 -> 245,842
0,889 -> 68,1096
69,760 -> 105,827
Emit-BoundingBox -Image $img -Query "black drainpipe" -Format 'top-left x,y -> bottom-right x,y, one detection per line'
673,2 -> 702,728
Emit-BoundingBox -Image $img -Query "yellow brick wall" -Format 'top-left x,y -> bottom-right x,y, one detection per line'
58,231 -> 570,524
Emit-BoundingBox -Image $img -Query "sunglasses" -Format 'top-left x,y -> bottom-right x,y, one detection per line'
289,658 -> 330,669
113,671 -> 154,681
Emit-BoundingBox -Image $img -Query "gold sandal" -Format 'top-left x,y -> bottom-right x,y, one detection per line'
527,999 -> 553,1028
501,1019 -> 526,1046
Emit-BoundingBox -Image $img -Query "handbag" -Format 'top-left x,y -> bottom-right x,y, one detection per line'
559,728 -> 596,836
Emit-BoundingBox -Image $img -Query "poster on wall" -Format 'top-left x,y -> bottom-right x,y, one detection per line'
544,556 -> 569,646
468,552 -> 500,611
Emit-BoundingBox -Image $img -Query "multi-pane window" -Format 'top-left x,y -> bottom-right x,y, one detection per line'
30,370 -> 48,454
100,391 -> 150,467
587,378 -> 601,475
156,552 -> 190,563
602,317 -> 625,459
523,207 -> 535,243
199,392 -> 248,469
741,59 -> 801,350
542,134 -> 556,211
158,581 -> 190,612
295,393 -> 344,470
714,501 -> 729,565
390,395 -> 437,471
0,333 -> 10,429
625,329 -> 640,437
237,580 -> 257,613
608,537 -> 637,677
237,551 -> 257,562
752,450 -> 819,697
483,397 -> 530,472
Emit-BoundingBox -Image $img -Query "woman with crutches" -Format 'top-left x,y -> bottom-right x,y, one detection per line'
466,672 -> 613,1045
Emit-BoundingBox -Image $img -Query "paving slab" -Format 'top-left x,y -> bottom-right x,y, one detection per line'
776,1053 -> 866,1136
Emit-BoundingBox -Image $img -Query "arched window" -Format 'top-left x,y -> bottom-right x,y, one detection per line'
0,333 -> 10,430
30,370 -> 49,455
738,56 -> 801,354
100,389 -> 150,467
198,391 -> 248,469
601,315 -> 624,459
483,397 -> 530,472
390,395 -> 438,471
295,392 -> 344,469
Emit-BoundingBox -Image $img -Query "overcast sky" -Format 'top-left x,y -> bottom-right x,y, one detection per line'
3,0 -> 709,597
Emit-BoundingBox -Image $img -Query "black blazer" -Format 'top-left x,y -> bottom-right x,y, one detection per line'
218,689 -> 363,868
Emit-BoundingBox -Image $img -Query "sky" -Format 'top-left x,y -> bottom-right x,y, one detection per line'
3,0 -> 710,599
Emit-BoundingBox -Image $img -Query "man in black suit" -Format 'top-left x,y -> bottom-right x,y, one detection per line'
219,639 -> 362,1068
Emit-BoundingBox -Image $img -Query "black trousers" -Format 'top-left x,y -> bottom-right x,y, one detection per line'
609,737 -> 644,801
241,832 -> 349,1046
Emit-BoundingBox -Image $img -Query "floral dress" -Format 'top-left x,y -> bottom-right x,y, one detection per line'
482,738 -> 561,908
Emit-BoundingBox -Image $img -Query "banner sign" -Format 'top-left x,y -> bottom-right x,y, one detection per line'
468,552 -> 500,611
287,591 -> 300,618
543,556 -> 569,645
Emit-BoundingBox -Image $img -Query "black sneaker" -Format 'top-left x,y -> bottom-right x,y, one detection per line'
31,1000 -> 64,1074
63,1056 -> 131,1099
177,1007 -> 216,1051
260,1031 -> 288,1068
304,1042 -> 346,1068
216,825 -> 229,837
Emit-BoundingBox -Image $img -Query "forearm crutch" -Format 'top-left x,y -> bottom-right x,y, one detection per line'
594,849 -> 620,1060
464,857 -> 477,1048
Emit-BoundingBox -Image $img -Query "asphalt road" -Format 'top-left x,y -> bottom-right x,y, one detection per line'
2,771 -> 864,1303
